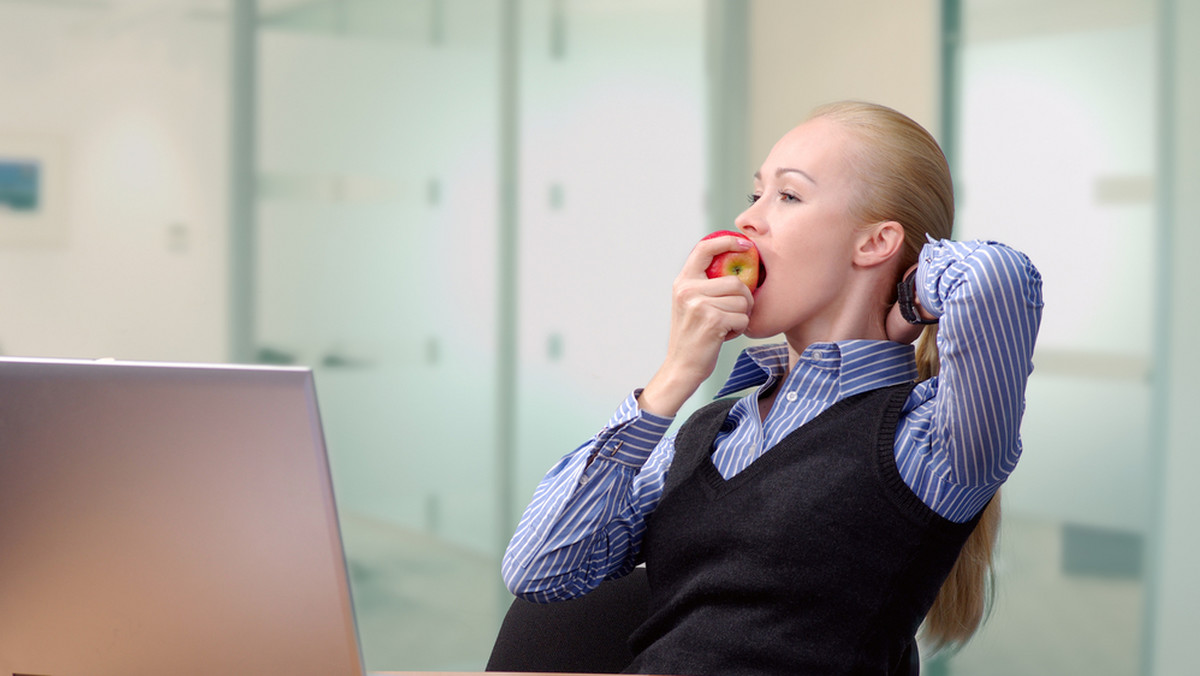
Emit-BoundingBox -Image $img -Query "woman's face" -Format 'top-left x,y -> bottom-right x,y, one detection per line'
735,116 -> 872,343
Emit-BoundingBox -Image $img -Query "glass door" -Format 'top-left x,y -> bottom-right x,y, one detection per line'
253,1 -> 503,669
940,1 -> 1157,673
247,0 -> 710,669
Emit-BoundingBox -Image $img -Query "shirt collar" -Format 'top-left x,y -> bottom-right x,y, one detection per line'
715,343 -> 789,397
715,340 -> 918,399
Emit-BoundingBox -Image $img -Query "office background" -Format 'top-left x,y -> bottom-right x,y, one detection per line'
0,0 -> 1194,673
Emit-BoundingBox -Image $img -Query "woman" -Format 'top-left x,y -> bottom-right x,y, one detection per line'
502,101 -> 1043,675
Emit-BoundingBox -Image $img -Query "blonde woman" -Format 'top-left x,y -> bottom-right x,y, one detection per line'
503,101 -> 1043,675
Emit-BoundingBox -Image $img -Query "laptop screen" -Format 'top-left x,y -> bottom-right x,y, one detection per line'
0,357 -> 365,676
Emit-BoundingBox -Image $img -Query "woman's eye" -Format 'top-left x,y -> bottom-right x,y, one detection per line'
747,191 -> 800,205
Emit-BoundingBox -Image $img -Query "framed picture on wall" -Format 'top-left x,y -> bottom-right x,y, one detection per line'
0,134 -> 66,247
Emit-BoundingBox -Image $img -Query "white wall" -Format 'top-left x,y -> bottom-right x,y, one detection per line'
0,5 -> 228,363
747,0 -> 942,162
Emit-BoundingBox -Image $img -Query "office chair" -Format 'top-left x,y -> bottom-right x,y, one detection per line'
486,565 -> 920,675
486,566 -> 650,673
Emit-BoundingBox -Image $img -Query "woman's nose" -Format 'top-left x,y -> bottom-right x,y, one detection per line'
734,203 -> 764,236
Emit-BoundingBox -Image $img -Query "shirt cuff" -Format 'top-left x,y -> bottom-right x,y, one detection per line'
590,390 -> 674,468
916,238 -> 985,317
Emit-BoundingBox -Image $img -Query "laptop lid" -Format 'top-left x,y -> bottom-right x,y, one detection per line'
0,357 -> 366,676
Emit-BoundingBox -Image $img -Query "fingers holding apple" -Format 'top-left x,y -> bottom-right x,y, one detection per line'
670,229 -> 760,354
700,230 -> 765,292
684,229 -> 761,337
640,231 -> 759,417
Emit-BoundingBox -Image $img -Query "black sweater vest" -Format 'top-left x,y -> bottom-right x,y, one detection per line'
627,383 -> 982,676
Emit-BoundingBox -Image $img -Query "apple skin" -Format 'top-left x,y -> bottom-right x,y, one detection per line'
702,230 -> 761,290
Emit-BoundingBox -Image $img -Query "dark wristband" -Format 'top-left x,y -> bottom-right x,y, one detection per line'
897,267 -> 939,325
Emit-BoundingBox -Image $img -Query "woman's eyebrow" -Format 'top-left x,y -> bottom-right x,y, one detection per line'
752,168 -> 818,186
777,167 -> 817,185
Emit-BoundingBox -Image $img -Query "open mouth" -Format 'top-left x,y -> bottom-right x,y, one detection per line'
757,260 -> 767,289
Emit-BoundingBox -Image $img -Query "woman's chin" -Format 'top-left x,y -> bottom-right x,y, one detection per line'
743,324 -> 777,341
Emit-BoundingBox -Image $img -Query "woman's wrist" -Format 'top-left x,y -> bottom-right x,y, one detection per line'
897,267 -> 939,325
638,366 -> 702,419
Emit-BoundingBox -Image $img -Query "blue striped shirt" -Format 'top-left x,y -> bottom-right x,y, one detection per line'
503,239 -> 1043,602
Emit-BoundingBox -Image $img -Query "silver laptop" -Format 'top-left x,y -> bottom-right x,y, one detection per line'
0,357 -> 366,676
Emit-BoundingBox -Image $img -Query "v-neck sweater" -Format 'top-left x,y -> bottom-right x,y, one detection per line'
627,383 -> 982,676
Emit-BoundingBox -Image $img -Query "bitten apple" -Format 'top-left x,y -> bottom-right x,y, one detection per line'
702,230 -> 763,290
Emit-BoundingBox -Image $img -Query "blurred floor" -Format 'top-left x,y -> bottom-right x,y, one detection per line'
339,513 -> 501,672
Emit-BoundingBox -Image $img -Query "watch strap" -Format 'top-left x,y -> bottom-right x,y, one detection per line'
897,267 -> 939,325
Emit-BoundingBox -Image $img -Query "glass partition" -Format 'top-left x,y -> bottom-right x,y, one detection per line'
254,1 -> 504,669
938,1 -> 1157,673
252,0 -> 709,669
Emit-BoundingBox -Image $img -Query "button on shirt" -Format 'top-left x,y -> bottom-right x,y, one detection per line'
503,239 -> 1044,602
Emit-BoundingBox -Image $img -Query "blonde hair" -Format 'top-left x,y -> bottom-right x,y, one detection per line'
808,100 -> 1001,653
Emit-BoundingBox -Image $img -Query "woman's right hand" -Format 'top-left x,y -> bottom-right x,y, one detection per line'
637,234 -> 755,418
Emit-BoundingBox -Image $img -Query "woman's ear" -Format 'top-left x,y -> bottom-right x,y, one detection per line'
853,220 -> 906,268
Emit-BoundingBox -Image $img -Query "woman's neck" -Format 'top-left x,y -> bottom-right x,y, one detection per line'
780,264 -> 897,372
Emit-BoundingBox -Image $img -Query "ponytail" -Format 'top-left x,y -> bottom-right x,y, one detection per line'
913,323 -> 1002,654
923,495 -> 1001,653
913,324 -> 939,382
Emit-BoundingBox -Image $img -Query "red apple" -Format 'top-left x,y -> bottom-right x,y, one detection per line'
702,230 -> 762,290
